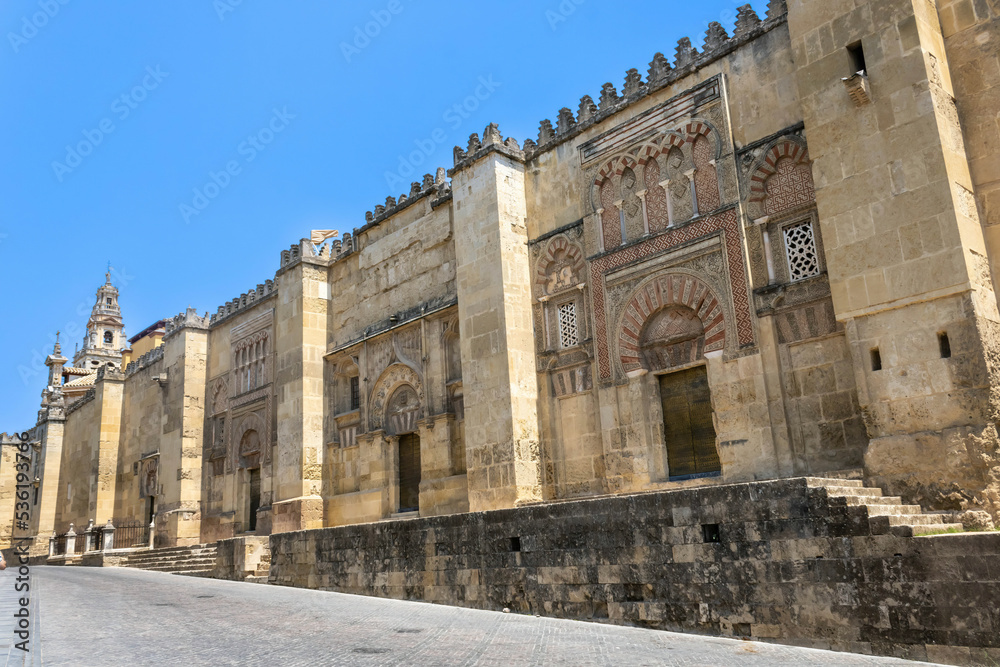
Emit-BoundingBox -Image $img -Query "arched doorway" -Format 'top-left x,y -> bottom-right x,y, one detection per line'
641,304 -> 721,480
387,385 -> 421,513
239,429 -> 261,532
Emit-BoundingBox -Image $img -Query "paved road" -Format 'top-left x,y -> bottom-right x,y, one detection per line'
0,559 -> 40,667
35,567 -> 935,667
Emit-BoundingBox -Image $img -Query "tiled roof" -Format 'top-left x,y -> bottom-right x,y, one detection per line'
63,373 -> 96,388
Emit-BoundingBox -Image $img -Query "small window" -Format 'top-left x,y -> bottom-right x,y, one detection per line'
783,221 -> 820,281
939,332 -> 951,359
349,376 -> 360,411
847,41 -> 866,75
702,524 -> 721,543
557,302 -> 579,348
871,348 -> 882,371
106,297 -> 112,306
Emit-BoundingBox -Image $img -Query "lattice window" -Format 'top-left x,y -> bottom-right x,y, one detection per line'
557,302 -> 579,348
349,376 -> 360,411
783,221 -> 820,281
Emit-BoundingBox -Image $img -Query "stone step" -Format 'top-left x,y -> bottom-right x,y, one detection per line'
126,559 -> 216,569
886,513 -> 955,526
824,486 -> 884,498
128,546 -> 217,557
140,563 -> 216,573
128,551 -> 215,563
126,555 -> 216,565
132,559 -> 216,570
805,477 -> 865,488
246,575 -> 268,584
865,503 -> 924,516
131,543 -> 216,556
841,495 -> 901,506
127,550 -> 216,560
891,523 -> 964,537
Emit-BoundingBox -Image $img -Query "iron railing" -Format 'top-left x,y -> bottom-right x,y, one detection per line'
52,517 -> 151,555
108,518 -> 149,549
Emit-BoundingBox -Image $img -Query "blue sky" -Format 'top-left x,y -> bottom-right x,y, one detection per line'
0,0 -> 770,429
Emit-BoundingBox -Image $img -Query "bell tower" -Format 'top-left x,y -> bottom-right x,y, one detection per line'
73,272 -> 125,371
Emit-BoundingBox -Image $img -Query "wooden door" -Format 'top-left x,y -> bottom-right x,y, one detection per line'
659,366 -> 721,479
398,433 -> 421,512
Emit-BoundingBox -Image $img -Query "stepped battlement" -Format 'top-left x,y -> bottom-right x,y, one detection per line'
453,1 -> 787,172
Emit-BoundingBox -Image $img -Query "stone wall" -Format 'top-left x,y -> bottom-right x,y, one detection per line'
270,478 -> 1000,665
213,535 -> 269,581
115,348 -> 165,525
55,371 -> 123,532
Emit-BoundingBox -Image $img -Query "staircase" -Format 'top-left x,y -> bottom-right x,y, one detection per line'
806,477 -> 963,536
120,543 -> 218,577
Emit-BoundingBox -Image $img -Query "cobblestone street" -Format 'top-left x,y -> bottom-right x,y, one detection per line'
33,567 -> 937,666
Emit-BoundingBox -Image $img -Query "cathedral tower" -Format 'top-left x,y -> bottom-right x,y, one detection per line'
73,272 -> 125,371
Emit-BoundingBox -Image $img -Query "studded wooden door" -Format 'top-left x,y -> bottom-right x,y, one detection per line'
658,365 -> 721,479
398,433 -> 421,512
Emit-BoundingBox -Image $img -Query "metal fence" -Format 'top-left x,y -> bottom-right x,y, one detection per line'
109,518 -> 149,549
52,517 -> 151,555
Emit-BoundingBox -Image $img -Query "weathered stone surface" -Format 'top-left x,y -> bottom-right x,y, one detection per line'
270,477 -> 1000,662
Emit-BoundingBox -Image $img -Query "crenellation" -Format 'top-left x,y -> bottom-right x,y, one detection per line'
577,94 -> 597,123
735,4 -> 762,37
210,280 -> 276,326
466,132 -> 481,154
357,170 -> 450,234
556,108 -> 576,135
703,22 -> 730,52
514,11 -> 788,164
674,36 -> 698,68
622,68 -> 644,98
164,308 -> 211,339
766,0 -> 786,20
598,82 -> 620,111
646,52 -> 671,86
483,122 -> 502,146
450,123 -> 526,174
537,118 -> 554,145
124,345 -> 165,377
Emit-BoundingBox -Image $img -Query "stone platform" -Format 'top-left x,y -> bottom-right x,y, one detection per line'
269,477 -> 1000,665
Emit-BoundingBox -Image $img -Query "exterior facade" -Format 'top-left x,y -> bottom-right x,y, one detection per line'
6,0 -> 1000,557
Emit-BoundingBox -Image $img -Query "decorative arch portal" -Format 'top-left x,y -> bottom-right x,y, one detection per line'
369,363 -> 424,432
534,235 -> 585,296
591,208 -> 752,382
385,384 -> 420,436
232,412 -> 267,470
618,273 -> 725,375
748,140 -> 813,217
